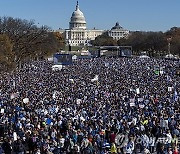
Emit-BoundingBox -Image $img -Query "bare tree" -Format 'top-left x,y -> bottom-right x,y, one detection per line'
0,16 -> 60,68
0,34 -> 14,71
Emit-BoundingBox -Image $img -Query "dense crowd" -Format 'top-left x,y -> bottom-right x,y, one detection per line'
0,57 -> 179,154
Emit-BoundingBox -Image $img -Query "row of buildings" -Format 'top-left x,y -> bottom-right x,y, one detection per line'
58,1 -> 129,46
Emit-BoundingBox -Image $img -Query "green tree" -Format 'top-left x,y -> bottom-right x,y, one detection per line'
90,32 -> 117,46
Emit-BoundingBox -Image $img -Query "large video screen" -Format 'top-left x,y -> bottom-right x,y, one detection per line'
53,54 -> 72,65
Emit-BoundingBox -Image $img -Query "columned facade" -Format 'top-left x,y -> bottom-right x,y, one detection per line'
57,2 -> 129,47
59,1 -> 104,46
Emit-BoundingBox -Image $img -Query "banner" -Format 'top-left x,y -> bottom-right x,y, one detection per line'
130,98 -> 135,107
23,98 -> 29,104
91,75 -> 99,82
13,132 -> 18,141
130,103 -> 135,107
138,98 -> 144,102
76,99 -> 82,105
154,70 -> 160,75
168,87 -> 172,92
69,79 -> 74,83
46,118 -> 52,125
52,91 -> 60,99
139,104 -> 145,108
1,108 -> 4,114
136,88 -> 140,94
105,62 -> 109,67
160,70 -> 164,75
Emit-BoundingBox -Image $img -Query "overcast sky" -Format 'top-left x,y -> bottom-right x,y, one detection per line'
0,0 -> 179,32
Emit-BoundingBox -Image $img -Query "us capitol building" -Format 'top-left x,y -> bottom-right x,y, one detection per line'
58,1 -> 129,46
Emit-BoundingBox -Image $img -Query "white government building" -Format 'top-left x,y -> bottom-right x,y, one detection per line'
58,1 -> 129,46
108,22 -> 129,40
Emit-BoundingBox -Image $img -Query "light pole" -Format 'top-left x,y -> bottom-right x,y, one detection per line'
68,39 -> 71,53
167,37 -> 172,55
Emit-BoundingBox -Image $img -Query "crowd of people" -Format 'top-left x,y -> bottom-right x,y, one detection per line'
0,57 -> 179,154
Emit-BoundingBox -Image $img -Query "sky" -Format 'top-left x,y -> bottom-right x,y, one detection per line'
0,0 -> 179,32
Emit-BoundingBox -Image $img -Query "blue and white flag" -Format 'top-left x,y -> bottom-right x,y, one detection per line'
174,90 -> 178,102
91,75 -> 98,82
166,75 -> 172,82
13,80 -> 16,88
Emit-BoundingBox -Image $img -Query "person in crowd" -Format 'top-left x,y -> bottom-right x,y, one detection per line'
0,57 -> 179,153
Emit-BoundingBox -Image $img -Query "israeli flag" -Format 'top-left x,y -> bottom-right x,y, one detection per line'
91,75 -> 99,82
174,90 -> 178,102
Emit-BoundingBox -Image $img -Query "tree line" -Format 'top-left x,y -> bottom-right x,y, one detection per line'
91,27 -> 180,57
0,16 -> 64,72
1,16 -> 179,72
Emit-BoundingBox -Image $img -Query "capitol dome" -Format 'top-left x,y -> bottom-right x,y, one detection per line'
111,22 -> 123,30
69,1 -> 86,29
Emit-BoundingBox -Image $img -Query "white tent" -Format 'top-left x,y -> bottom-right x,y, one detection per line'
165,54 -> 175,59
52,65 -> 63,71
139,55 -> 150,59
47,57 -> 54,62
72,55 -> 77,60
